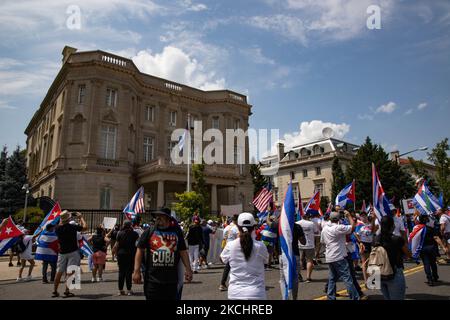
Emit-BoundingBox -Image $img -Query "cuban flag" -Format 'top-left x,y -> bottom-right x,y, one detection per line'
79,235 -> 93,257
0,217 -> 24,256
257,211 -> 269,224
33,203 -> 62,237
412,181 -> 441,216
408,224 -> 427,260
372,163 -> 391,222
304,190 -> 321,216
0,237 -> 20,256
123,186 -> 145,220
279,182 -> 296,300
335,180 -> 356,208
35,230 -> 59,263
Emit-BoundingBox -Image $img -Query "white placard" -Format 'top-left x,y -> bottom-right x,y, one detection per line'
102,217 -> 117,230
402,199 -> 416,215
220,204 -> 243,217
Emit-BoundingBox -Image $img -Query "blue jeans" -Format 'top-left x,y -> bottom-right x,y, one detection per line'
380,268 -> 405,300
327,259 -> 360,300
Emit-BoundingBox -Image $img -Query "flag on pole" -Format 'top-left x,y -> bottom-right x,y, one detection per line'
372,163 -> 391,221
123,186 -> 145,220
296,185 -> 305,221
178,121 -> 189,152
33,203 -> 62,237
412,181 -> 441,216
335,180 -> 356,208
304,190 -> 321,216
279,182 -> 296,300
0,216 -> 25,240
252,183 -> 273,213
408,224 -> 427,260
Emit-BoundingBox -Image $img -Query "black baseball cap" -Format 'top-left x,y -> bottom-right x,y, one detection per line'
150,207 -> 172,218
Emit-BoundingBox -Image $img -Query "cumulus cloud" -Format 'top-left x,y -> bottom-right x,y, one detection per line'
375,101 -> 397,114
132,46 -> 226,90
417,102 -> 428,110
279,120 -> 350,150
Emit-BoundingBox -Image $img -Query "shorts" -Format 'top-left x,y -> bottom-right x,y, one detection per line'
57,250 -> 81,273
300,248 -> 315,260
92,251 -> 107,265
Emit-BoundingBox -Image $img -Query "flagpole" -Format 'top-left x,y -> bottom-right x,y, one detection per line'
187,113 -> 191,192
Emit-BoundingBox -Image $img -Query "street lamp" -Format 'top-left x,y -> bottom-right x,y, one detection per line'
22,184 -> 30,223
395,146 -> 428,164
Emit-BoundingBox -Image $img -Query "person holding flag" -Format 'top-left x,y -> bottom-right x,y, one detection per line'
436,208 -> 450,262
271,182 -> 306,300
35,223 -> 59,284
335,180 -> 356,209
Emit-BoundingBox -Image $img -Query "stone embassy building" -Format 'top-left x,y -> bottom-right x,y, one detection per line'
24,46 -> 253,212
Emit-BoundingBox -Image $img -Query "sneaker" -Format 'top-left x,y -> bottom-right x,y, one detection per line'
219,285 -> 227,291
8,262 -> 13,267
117,290 -> 125,296
91,277 -> 96,283
208,262 -> 213,266
16,277 -> 23,282
127,291 -> 133,296
97,277 -> 103,282
25,275 -> 32,281
427,280 -> 434,287
305,278 -> 312,283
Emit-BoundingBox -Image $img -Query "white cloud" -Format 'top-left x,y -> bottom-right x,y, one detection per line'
240,47 -> 275,65
279,120 -> 351,150
375,101 -> 397,114
180,0 -> 207,12
405,109 -> 413,115
132,46 -> 226,90
357,114 -> 374,121
0,101 -> 17,110
247,15 -> 308,45
417,102 -> 428,110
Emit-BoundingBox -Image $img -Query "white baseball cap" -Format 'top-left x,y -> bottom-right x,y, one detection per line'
238,212 -> 256,227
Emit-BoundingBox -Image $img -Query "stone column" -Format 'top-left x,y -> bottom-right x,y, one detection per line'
157,180 -> 165,208
211,184 -> 218,213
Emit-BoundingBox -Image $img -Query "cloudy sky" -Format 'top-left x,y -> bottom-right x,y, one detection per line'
0,0 -> 449,161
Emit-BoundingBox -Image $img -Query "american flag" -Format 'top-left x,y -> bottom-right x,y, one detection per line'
123,186 -> 145,220
253,184 -> 273,213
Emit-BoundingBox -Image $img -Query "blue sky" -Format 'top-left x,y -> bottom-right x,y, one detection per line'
0,0 -> 449,161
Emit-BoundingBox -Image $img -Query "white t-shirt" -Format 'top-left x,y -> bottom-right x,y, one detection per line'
440,214 -> 450,233
320,221 -> 352,263
393,216 -> 406,237
220,238 -> 269,300
19,235 -> 33,260
311,217 -> 322,236
297,220 -> 315,249
223,223 -> 239,244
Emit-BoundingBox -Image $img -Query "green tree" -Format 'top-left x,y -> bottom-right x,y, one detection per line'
331,156 -> 346,203
192,163 -> 209,216
0,146 -> 28,216
346,137 -> 415,209
407,157 -> 438,194
427,138 -> 450,207
14,207 -> 44,223
172,191 -> 204,222
250,163 -> 267,196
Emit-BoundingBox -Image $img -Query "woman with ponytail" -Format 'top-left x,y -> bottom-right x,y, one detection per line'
220,212 -> 269,300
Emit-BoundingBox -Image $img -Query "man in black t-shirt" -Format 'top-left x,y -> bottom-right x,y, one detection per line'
133,208 -> 193,300
53,210 -> 87,298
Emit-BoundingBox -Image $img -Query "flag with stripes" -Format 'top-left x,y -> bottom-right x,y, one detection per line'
412,181 -> 441,216
123,186 -> 145,220
33,203 -> 62,237
408,224 -> 426,260
178,121 -> 189,152
372,163 -> 391,221
304,190 -> 321,216
335,180 -> 356,208
253,184 -> 273,213
35,230 -> 59,263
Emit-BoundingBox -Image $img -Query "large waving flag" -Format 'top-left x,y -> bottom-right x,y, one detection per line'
257,211 -> 269,224
79,235 -> 94,257
279,182 -> 296,300
372,163 -> 391,221
335,180 -> 356,208
253,183 -> 273,213
412,181 -> 442,216
0,216 -> 24,240
304,190 -> 321,216
35,230 -> 59,263
408,224 -> 427,260
33,203 -> 62,237
123,186 -> 145,220
0,217 -> 24,255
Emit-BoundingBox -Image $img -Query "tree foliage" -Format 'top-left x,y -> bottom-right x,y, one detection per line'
427,138 -> 450,207
407,157 -> 438,194
345,137 -> 415,209
191,162 -> 209,216
250,163 -> 267,196
172,191 -> 204,222
331,156 -> 346,203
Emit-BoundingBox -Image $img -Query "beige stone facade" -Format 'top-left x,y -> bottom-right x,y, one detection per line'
24,46 -> 253,212
260,139 -> 359,208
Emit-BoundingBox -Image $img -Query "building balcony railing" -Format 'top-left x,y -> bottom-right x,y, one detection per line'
96,158 -> 120,167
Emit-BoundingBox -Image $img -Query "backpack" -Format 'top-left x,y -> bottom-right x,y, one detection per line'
368,245 -> 394,281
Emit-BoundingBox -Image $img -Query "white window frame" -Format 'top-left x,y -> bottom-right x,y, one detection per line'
106,88 -> 117,107
143,136 -> 155,163
78,84 -> 86,104
100,187 -> 111,209
169,111 -> 177,127
145,105 -> 155,122
101,125 -> 117,159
